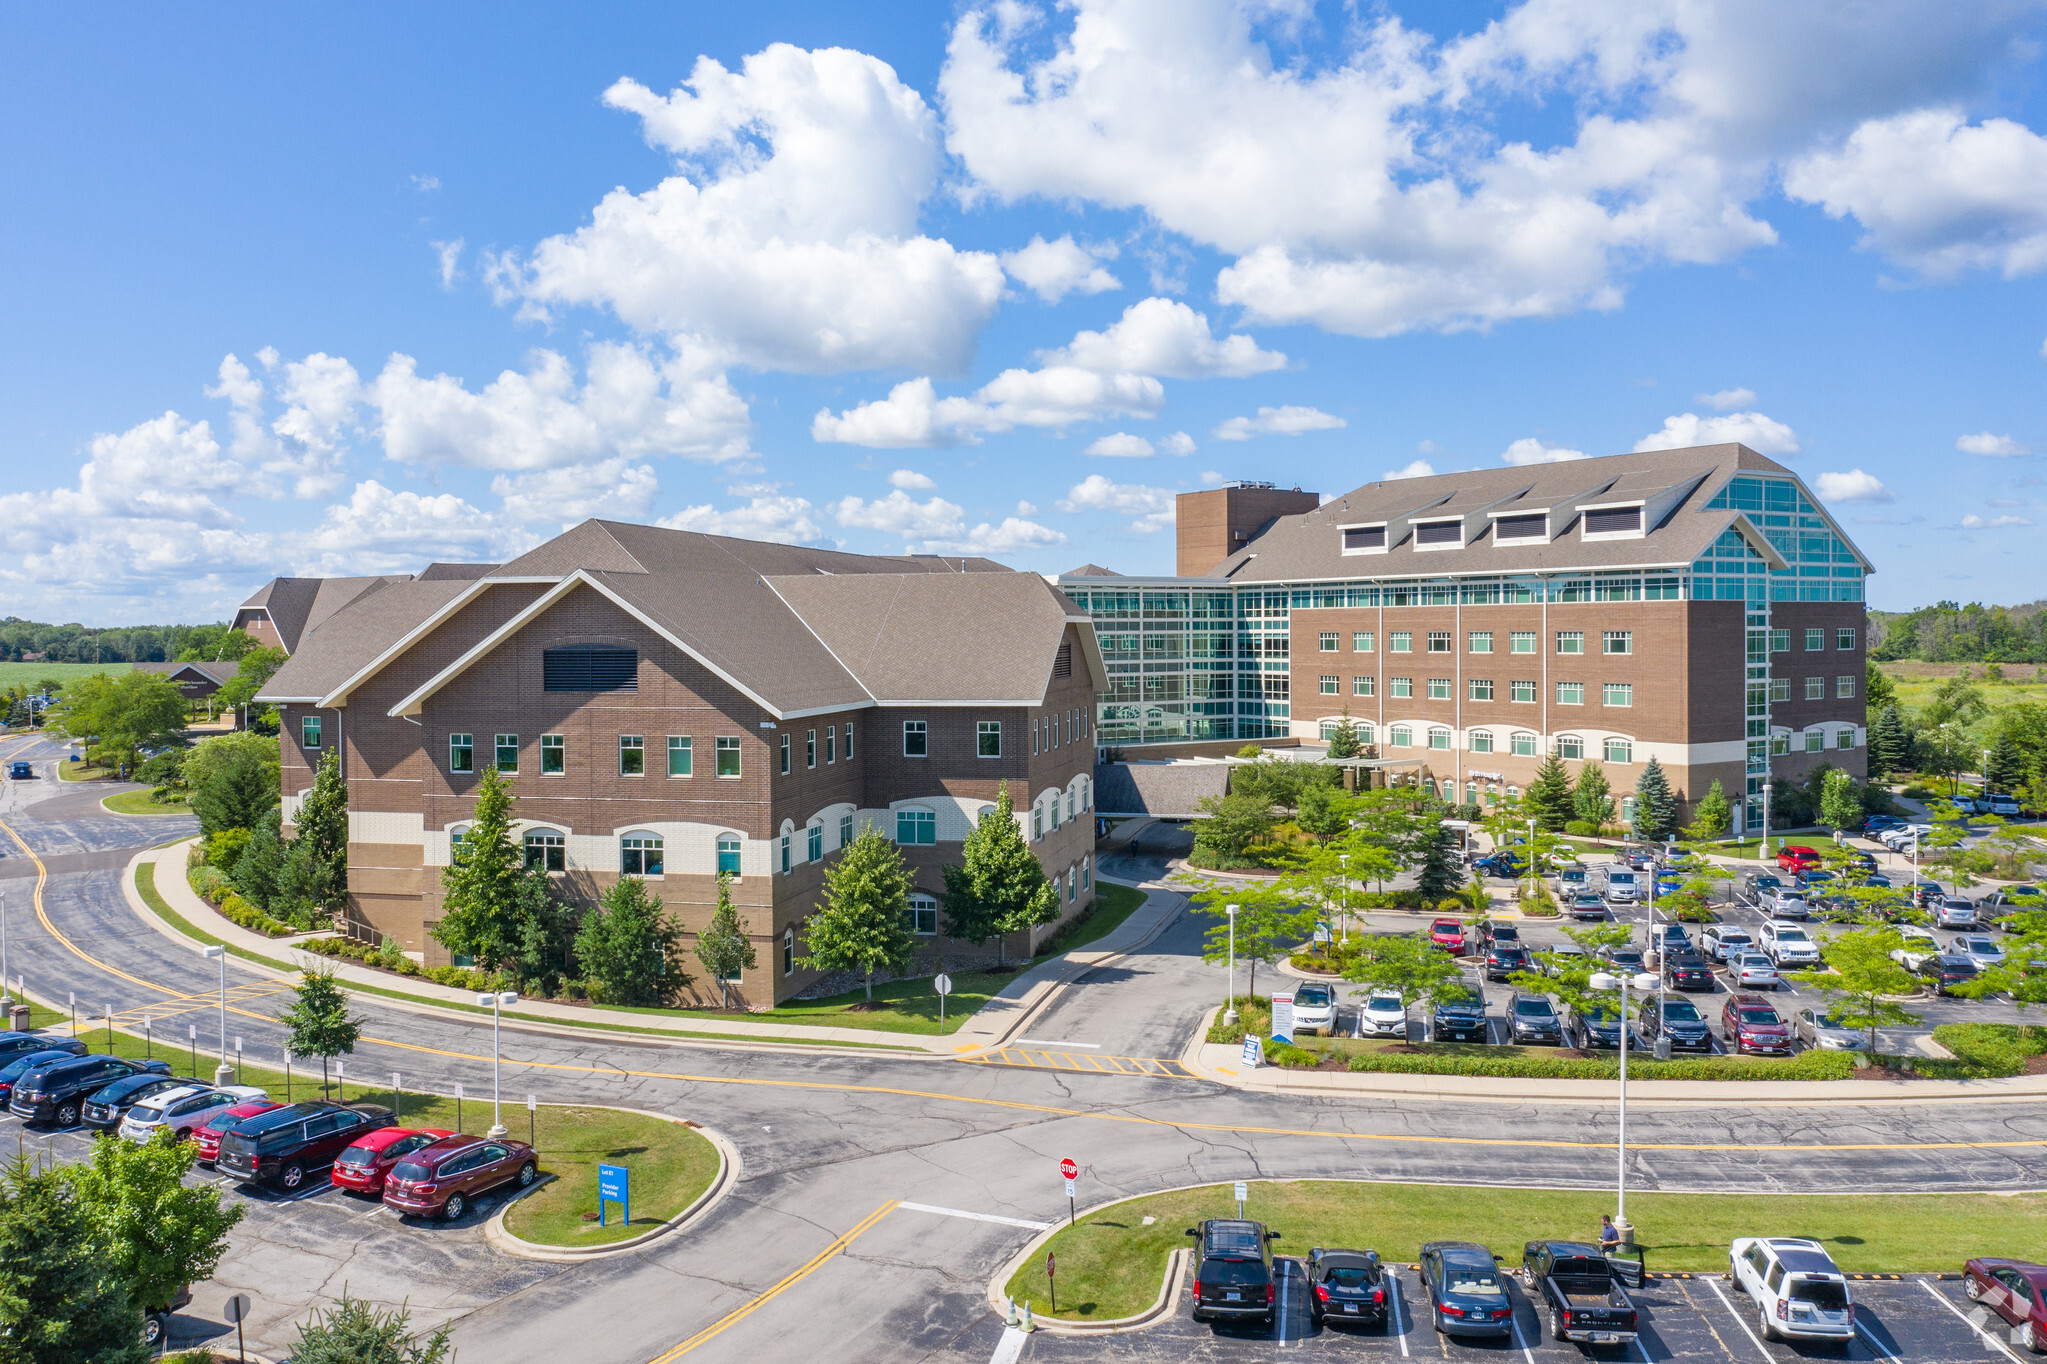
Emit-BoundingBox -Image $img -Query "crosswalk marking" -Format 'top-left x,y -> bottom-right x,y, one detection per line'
962,1048 -> 1194,1078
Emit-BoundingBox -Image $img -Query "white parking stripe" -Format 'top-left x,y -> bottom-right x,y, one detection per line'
987,1325 -> 1028,1364
896,1201 -> 1052,1231
1509,1310 -> 1537,1364
1388,1270 -> 1410,1357
1917,1279 -> 2024,1364
1704,1276 -> 1776,1362
1856,1320 -> 1898,1361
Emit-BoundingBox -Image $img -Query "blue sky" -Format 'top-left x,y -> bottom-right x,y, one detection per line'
4,0 -> 2046,622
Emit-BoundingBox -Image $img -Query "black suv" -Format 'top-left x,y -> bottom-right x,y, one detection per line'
1483,943 -> 1531,982
1431,992 -> 1489,1043
1307,1247 -> 1387,1327
81,1072 -> 187,1134
1188,1218 -> 1281,1325
0,1031 -> 82,1066
0,1040 -> 86,1105
216,1101 -> 395,1191
9,1054 -> 171,1127
1635,996 -> 1713,1052
1506,992 -> 1563,1045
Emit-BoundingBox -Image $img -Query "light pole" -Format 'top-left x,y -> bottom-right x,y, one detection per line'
1,889 -> 9,1010
1337,854 -> 1350,944
475,991 -> 519,1137
1588,968 -> 1659,1239
1222,905 -> 1239,1026
1525,818 -> 1538,903
201,945 -> 232,1085
1760,781 -> 1772,856
1983,746 -> 1993,803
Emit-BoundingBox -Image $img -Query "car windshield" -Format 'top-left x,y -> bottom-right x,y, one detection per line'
1433,921 -> 1461,934
1789,1279 -> 1849,1310
1810,1014 -> 1841,1030
1739,1009 -> 1781,1024
1447,1268 -> 1503,1295
1514,999 -> 1554,1016
204,1111 -> 244,1131
1202,1258 -> 1270,1285
1661,1001 -> 1702,1022
338,1142 -> 378,1162
130,1101 -> 167,1118
1295,985 -> 1333,1006
1327,1266 -> 1375,1288
1368,996 -> 1403,1011
1583,1008 -> 1618,1025
389,1160 -> 433,1182
1775,929 -> 1810,942
1738,954 -> 1772,967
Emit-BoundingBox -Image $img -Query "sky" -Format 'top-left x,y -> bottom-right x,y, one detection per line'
4,0 -> 2046,624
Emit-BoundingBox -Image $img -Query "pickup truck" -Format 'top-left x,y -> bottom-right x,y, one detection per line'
1522,1241 -> 1639,1345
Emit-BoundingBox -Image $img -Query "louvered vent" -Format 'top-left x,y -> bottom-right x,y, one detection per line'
543,645 -> 638,692
1585,507 -> 1644,535
1053,642 -> 1072,678
1415,520 -> 1462,546
1342,525 -> 1386,550
1495,514 -> 1547,540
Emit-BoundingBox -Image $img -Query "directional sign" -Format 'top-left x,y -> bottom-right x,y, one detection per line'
1314,921 -> 1332,944
598,1162 -> 630,1228
1240,1036 -> 1262,1068
1059,1157 -> 1077,1181
1269,993 -> 1295,1046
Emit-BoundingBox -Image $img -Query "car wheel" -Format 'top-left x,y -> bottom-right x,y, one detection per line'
1551,1306 -> 1567,1341
442,1192 -> 466,1222
56,1102 -> 79,1128
1965,1275 -> 1983,1301
1760,1307 -> 1781,1342
2023,1320 -> 2041,1354
141,1310 -> 168,1347
280,1162 -> 304,1191
175,1128 -> 192,1142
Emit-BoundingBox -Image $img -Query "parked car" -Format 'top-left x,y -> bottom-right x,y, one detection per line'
1186,1218 -> 1282,1325
119,1084 -> 268,1144
332,1127 -> 459,1196
1568,890 -> 1607,920
0,1031 -> 84,1066
195,1100 -> 282,1166
1623,847 -> 1658,871
1472,852 -> 1524,878
1600,945 -> 1648,973
1306,1247 -> 1389,1328
1798,869 -> 1839,893
1794,1008 -> 1861,1052
1776,845 -> 1822,874
1478,921 -> 1521,951
1636,996 -> 1714,1052
381,1134 -> 538,1222
1602,868 -> 1640,903
1663,950 -> 1715,991
1981,887 -> 2045,928
1430,919 -> 1468,955
1563,1002 -> 1622,1050
1731,1237 -> 1855,1344
1760,887 -> 1811,921
1963,1257 -> 2047,1354
1935,897 -> 1980,929
1725,952 -> 1783,992
9,1054 -> 172,1128
1700,925 -> 1754,963
1722,996 -> 1794,1055
1524,1240 -> 1638,1345
1907,879 -> 1947,908
1741,870 -> 1784,898
1554,867 -> 1591,897
1537,942 -> 1591,978
1420,1241 -> 1514,1338
0,1046 -> 87,1108
1987,796 -> 2023,817
1840,850 -> 1879,872
1484,943 -> 1532,982
79,1073 -> 187,1135
1359,993 -> 1409,1039
1507,992 -> 1564,1046
216,1101 -> 396,1191
1917,953 -> 1981,997
1951,934 -> 2007,970
1291,982 -> 1337,1037
1756,922 -> 1820,967
1430,991 -> 1490,1043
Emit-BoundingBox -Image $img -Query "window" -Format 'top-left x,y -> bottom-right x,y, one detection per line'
1770,678 -> 1791,702
1511,731 -> 1537,757
1390,632 -> 1412,652
779,734 -> 791,775
1806,730 -> 1824,753
977,721 -> 1002,758
1470,730 -> 1494,753
1556,735 -> 1585,760
542,645 -> 637,692
1468,678 -> 1493,701
1427,631 -> 1451,653
1557,682 -> 1585,705
301,715 -> 322,749
903,720 -> 928,757
448,733 -> 474,774
896,809 -> 937,845
1352,631 -> 1374,651
1510,631 -> 1537,654
1510,680 -> 1537,703
495,734 -> 518,772
716,736 -> 741,778
808,824 -> 822,863
1838,627 -> 1857,650
1556,631 -> 1584,654
1603,631 -> 1633,655
839,813 -> 853,848
1342,524 -> 1386,551
1837,728 -> 1855,749
1603,683 -> 1633,707
1389,724 -> 1413,747
806,729 -> 817,769
523,830 -> 565,873
780,831 -> 794,874
783,927 -> 794,975
1390,677 -> 1413,698
619,735 -> 644,776
717,836 -> 742,877
668,736 -> 692,777
1772,732 -> 1791,755
1604,738 -> 1633,763
1083,854 -> 1093,890
826,726 -> 836,764
1805,627 -> 1824,651
1318,631 -> 1338,652
1032,807 -> 1043,840
1805,676 -> 1825,700
905,893 -> 938,935
1427,677 -> 1452,700
621,835 -> 663,876
1353,675 -> 1374,696
1468,631 -> 1493,654
1837,674 -> 1856,698
1621,796 -> 1637,824
540,734 -> 564,775
845,722 -> 855,759
1319,674 -> 1339,695
1770,629 -> 1790,652
1428,726 -> 1451,750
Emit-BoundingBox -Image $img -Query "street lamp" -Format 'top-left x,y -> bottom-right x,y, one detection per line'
1760,781 -> 1772,855
475,991 -> 519,1137
1587,968 -> 1659,1240
1,889 -> 10,1010
1983,746 -> 1993,803
1222,905 -> 1239,1026
1525,817 -> 1538,903
201,945 -> 232,1085
1336,854 -> 1349,944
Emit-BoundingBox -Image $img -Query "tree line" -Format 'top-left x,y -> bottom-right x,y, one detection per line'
1864,666 -> 2047,813
0,618 -> 257,664
1872,599 -> 2047,664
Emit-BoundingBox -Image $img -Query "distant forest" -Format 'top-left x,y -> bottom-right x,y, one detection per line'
0,618 -> 253,664
1871,600 -> 2047,664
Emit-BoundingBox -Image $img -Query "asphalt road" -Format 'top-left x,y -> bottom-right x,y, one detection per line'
3,736 -> 2046,1364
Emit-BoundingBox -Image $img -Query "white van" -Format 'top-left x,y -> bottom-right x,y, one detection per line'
1602,868 -> 1639,903
1730,1238 -> 1854,1344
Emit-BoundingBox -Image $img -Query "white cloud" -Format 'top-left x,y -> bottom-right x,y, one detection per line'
831,488 -> 1062,554
1696,387 -> 1756,409
1017,500 -> 1038,515
433,239 -> 464,289
1212,405 -> 1346,441
1000,234 -> 1120,302
1812,469 -> 1894,503
1042,297 -> 1285,378
1501,437 -> 1586,465
1956,431 -> 2032,457
1086,432 -> 1154,458
1057,473 -> 1176,531
888,468 -> 937,490
501,45 -> 1003,374
492,458 -> 660,526
659,485 -> 822,544
1785,109 -> 2047,279
1961,512 -> 2034,529
813,367 -> 1164,447
1632,410 -> 1801,456
920,516 -> 1067,555
1384,459 -> 1438,480
296,480 -> 516,576
1160,431 -> 1196,456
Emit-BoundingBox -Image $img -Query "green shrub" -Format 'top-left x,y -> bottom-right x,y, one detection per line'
1333,1047 -> 1855,1082
1564,820 -> 1598,837
1267,1042 -> 1324,1069
1205,996 -> 1272,1044
1928,1023 -> 2047,1078
188,864 -> 228,902
213,892 -> 296,938
206,827 -> 253,877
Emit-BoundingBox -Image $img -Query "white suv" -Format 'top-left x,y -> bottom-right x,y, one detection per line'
1359,993 -> 1410,1039
1730,1237 -> 1854,1344
118,1084 -> 268,1143
1289,982 -> 1337,1037
1755,922 -> 1820,967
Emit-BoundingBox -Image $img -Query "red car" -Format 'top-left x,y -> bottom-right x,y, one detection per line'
1776,845 -> 1821,874
1964,1257 -> 2047,1352
332,1127 -> 458,1196
194,1100 -> 281,1167
382,1135 -> 539,1222
1429,919 -> 1467,955
1722,994 -> 1794,1055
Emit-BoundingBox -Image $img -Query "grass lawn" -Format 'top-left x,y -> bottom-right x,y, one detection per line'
56,760 -> 115,782
13,999 -> 720,1247
102,788 -> 190,815
0,661 -> 131,689
1878,661 -> 2047,724
1006,1179 -> 2047,1321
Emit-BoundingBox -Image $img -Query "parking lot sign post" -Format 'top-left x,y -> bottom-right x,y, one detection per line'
142,1016 -> 151,1060
935,972 -> 952,1033
454,1082 -> 463,1133
1235,1180 -> 1247,1219
391,1072 -> 402,1121
234,1035 -> 243,1085
527,1093 -> 536,1148
598,1162 -> 629,1227
1060,1157 -> 1077,1226
1047,1251 -> 1056,1313
188,1024 -> 197,1079
223,1292 -> 252,1364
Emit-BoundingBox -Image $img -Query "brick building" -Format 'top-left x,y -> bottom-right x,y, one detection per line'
256,520 -> 1104,1006
1060,443 -> 1873,833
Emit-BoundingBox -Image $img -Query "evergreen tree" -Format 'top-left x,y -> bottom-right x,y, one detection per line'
799,826 -> 916,1000
574,877 -> 690,1007
1570,761 -> 1614,827
433,767 -> 530,973
1985,729 -> 2025,794
294,747 -> 350,920
1412,819 -> 1462,902
693,875 -> 758,1009
278,966 -> 364,1098
1867,703 -> 1910,780
1686,779 -> 1733,841
64,1126 -> 243,1323
229,816 -> 284,909
289,1291 -> 453,1364
1325,710 -> 1361,760
1632,758 -> 1680,840
190,742 -> 279,836
1525,752 -> 1575,831
940,784 -> 1058,965
1864,660 -> 1898,711
510,872 -> 578,997
0,1149 -> 150,1364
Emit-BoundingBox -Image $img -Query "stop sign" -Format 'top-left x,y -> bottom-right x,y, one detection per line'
1059,1157 -> 1077,1180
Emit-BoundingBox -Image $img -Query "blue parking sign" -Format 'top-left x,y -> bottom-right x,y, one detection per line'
598,1162 -> 630,1227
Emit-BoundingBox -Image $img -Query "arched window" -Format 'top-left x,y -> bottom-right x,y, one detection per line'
1428,726 -> 1451,751
1555,735 -> 1585,760
449,824 -> 470,851
1389,724 -> 1413,747
1469,730 -> 1494,754
779,830 -> 791,873
1603,737 -> 1634,764
523,830 -> 565,872
716,836 -> 742,877
1621,795 -> 1638,825
782,926 -> 795,975
896,809 -> 937,845
1358,722 -> 1376,744
1510,731 -> 1537,757
620,834 -> 663,876
904,893 -> 938,935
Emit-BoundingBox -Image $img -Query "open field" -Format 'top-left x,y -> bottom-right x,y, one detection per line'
1877,660 -> 2047,721
0,660 -> 132,688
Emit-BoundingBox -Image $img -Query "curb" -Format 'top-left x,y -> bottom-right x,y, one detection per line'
986,1216 -> 1187,1335
485,1112 -> 740,1262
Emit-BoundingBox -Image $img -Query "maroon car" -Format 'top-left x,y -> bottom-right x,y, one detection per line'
1721,994 -> 1793,1056
1965,1258 -> 2047,1352
332,1127 -> 457,1196
382,1135 -> 539,1221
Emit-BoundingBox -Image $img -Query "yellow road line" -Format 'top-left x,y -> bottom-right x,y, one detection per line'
646,1200 -> 898,1361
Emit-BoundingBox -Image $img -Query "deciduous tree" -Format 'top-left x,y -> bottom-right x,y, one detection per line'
64,1126 -> 242,1322
1571,761 -> 1614,827
941,784 -> 1058,965
1344,931 -> 1466,1035
693,875 -> 757,1009
1685,779 -> 1733,842
799,826 -> 916,1000
278,966 -> 364,1098
1789,927 -> 1922,1061
51,670 -> 187,773
1191,877 -> 1313,1003
574,876 -> 690,1006
433,767 -> 531,974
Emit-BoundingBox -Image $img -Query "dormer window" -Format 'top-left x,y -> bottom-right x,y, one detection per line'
1414,519 -> 1462,549
1494,513 -> 1547,542
1341,524 -> 1386,553
1583,505 -> 1644,537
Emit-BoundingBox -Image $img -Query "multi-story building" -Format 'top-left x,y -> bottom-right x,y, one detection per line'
1060,443 -> 1873,832
255,520 -> 1104,1005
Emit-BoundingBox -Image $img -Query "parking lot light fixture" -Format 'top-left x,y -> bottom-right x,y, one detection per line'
1588,969 -> 1660,1239
1337,854 -> 1349,944
475,990 -> 519,1137
201,944 -> 232,1085
1223,905 -> 1239,1027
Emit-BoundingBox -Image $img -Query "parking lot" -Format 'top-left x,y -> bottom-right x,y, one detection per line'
1024,1265 -> 2031,1362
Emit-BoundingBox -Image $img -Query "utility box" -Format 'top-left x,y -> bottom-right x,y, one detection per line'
9,1006 -> 30,1032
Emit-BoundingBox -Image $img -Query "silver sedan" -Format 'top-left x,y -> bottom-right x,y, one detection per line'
1794,1008 -> 1861,1051
1726,951 -> 1782,991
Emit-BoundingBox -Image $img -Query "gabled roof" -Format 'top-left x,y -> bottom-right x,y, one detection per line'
131,659 -> 238,686
258,580 -> 477,701
234,575 -> 410,653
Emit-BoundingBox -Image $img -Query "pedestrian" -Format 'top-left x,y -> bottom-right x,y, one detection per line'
1599,1213 -> 1621,1252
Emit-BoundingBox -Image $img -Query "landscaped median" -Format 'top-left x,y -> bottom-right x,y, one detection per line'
1001,1179 -> 2047,1324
